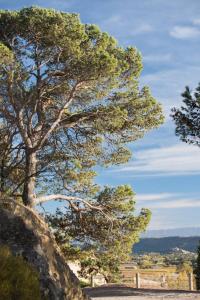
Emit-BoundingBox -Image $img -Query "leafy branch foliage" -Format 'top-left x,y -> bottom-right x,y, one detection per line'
0,246 -> 41,300
196,242 -> 200,290
0,6 -> 163,204
171,84 -> 200,146
0,7 -> 164,280
48,185 -> 151,281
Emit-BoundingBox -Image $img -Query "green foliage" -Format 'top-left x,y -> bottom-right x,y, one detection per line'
138,255 -> 153,269
176,261 -> 193,274
48,185 -> 151,282
0,6 -> 162,283
196,241 -> 200,290
0,6 -> 163,201
131,253 -> 195,290
79,253 -> 121,283
79,279 -> 90,288
0,42 -> 14,66
0,125 -> 24,196
0,246 -> 41,300
171,83 -> 200,146
132,252 -> 197,269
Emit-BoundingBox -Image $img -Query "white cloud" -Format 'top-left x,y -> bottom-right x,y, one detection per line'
140,66 -> 200,119
170,26 -> 200,39
102,15 -> 123,27
130,24 -> 154,36
193,19 -> 200,25
135,192 -> 200,230
117,143 -> 200,177
151,198 -> 200,209
143,53 -> 172,63
136,192 -> 200,209
101,15 -> 153,37
136,193 -> 175,201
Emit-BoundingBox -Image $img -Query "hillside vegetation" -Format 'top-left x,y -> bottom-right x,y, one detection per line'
133,236 -> 200,254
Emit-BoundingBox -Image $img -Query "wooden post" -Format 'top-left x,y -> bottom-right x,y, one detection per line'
161,274 -> 166,288
91,275 -> 95,287
189,273 -> 193,291
136,272 -> 140,289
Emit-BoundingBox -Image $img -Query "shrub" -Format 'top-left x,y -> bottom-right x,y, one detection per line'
0,246 -> 42,300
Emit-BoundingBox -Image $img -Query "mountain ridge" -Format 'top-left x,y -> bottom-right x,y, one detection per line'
142,227 -> 200,238
133,236 -> 200,254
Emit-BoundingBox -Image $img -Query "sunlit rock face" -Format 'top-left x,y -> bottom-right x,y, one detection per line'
0,200 -> 90,300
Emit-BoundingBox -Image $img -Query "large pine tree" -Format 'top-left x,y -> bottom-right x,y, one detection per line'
0,7 -> 163,207
0,7 -> 164,276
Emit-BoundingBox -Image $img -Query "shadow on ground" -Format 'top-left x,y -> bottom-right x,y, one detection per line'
84,285 -> 200,298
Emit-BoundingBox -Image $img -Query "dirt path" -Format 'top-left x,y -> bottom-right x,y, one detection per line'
84,285 -> 200,300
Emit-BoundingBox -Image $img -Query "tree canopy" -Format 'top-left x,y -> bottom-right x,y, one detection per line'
171,84 -> 200,147
0,6 -> 163,207
48,185 -> 151,282
0,6 -> 164,283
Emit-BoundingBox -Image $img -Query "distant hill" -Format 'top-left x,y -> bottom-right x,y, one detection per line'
142,227 -> 200,238
133,236 -> 200,254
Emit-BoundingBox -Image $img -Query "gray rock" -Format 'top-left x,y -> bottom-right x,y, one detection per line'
0,199 -> 90,300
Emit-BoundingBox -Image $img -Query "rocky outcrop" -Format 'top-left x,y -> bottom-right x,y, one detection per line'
0,199 -> 90,300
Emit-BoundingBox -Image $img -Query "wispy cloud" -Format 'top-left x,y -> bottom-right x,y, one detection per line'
151,198 -> 200,209
136,192 -> 200,209
136,192 -> 200,230
192,19 -> 200,25
140,66 -> 200,119
143,53 -> 172,63
116,144 -> 200,177
130,24 -> 154,36
170,26 -> 200,39
101,15 -> 153,37
101,15 -> 123,27
136,193 -> 175,201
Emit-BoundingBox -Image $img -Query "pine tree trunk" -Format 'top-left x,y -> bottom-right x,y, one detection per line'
22,149 -> 37,207
0,158 -> 5,194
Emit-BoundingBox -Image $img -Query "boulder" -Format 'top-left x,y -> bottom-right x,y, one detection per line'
0,199 -> 90,300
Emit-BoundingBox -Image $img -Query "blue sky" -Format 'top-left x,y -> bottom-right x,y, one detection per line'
1,0 -> 200,230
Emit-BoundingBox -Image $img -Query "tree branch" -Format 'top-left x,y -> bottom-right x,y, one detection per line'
34,194 -> 115,226
34,82 -> 83,149
34,194 -> 104,211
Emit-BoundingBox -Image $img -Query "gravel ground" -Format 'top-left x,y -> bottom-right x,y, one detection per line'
84,285 -> 200,300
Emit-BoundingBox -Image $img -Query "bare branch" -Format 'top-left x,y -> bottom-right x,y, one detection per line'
34,194 -> 104,211
34,194 -> 115,227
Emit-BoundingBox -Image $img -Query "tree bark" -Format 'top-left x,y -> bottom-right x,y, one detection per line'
0,158 -> 6,194
22,149 -> 37,207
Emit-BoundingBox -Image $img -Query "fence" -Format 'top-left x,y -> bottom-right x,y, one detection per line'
120,267 -> 197,291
